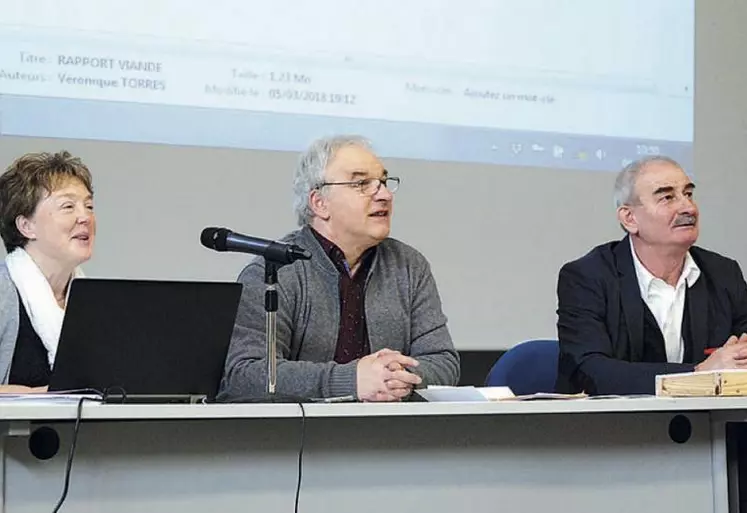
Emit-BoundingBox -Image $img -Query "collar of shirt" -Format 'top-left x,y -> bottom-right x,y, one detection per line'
309,226 -> 376,277
629,237 -> 701,298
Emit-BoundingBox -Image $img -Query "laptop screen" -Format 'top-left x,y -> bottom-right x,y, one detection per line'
49,278 -> 242,399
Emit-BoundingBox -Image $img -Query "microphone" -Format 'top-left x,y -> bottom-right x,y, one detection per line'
200,227 -> 311,265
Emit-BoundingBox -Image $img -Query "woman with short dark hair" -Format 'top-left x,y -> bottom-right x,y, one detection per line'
0,150 -> 96,392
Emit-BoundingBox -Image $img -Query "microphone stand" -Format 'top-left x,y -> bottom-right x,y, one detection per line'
264,261 -> 280,396
262,259 -> 305,403
200,226 -> 311,403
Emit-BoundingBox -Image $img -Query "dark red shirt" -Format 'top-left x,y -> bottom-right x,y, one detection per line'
310,228 -> 376,364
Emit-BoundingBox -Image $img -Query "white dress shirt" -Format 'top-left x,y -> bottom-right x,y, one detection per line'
630,239 -> 701,363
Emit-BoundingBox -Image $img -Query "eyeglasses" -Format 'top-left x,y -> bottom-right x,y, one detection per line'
316,176 -> 400,196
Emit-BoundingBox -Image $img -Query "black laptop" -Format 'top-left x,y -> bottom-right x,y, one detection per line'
48,278 -> 242,402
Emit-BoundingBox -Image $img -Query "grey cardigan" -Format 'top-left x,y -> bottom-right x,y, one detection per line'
218,226 -> 460,401
0,264 -> 19,384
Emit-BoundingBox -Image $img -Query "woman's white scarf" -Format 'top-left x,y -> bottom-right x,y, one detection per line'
5,248 -> 84,367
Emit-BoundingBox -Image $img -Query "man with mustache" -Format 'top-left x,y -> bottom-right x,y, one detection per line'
556,156 -> 747,395
218,135 -> 459,402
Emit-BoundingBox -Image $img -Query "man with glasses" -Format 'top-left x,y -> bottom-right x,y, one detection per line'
219,135 -> 459,402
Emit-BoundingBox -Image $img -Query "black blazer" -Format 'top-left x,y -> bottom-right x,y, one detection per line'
556,236 -> 747,395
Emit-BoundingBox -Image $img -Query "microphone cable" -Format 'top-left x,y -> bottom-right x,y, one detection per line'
294,402 -> 306,513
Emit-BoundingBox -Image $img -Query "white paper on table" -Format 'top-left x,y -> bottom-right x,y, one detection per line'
415,386 -> 514,402
0,393 -> 101,404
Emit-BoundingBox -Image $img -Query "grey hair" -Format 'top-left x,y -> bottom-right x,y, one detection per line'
613,155 -> 686,208
292,134 -> 373,226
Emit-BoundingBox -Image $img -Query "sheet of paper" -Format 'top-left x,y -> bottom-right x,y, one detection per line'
415,386 -> 514,402
0,393 -> 101,403
496,392 -> 588,401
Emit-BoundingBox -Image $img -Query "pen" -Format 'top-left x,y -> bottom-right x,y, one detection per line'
704,348 -> 717,355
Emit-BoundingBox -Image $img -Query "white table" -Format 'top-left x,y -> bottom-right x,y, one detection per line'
0,397 -> 745,513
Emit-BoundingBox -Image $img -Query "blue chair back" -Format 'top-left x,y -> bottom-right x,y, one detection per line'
485,339 -> 559,395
